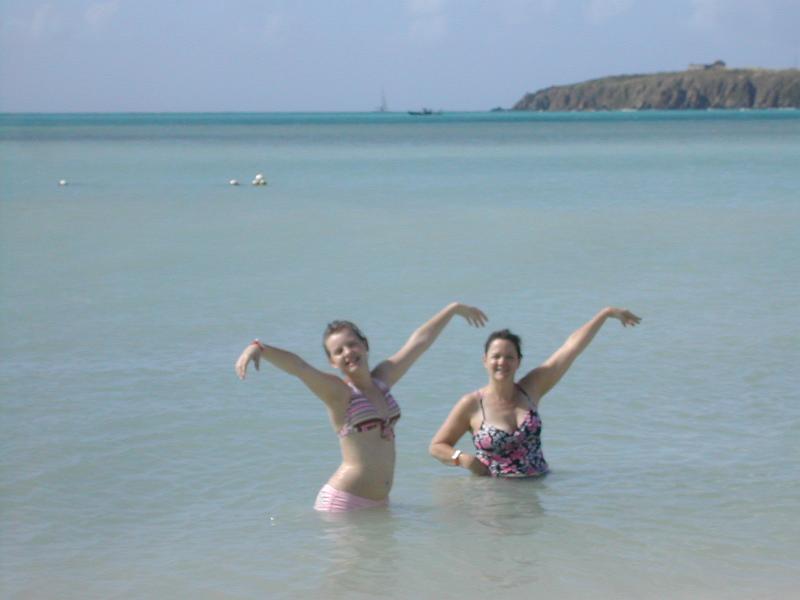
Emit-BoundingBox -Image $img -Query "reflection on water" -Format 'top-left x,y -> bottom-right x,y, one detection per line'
432,474 -> 545,536
316,507 -> 400,598
306,477 -> 550,598
427,475 -> 549,592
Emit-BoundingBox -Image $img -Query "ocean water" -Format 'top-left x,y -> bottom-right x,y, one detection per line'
1,111 -> 799,599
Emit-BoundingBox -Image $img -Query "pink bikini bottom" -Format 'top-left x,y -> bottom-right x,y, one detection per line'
313,484 -> 388,512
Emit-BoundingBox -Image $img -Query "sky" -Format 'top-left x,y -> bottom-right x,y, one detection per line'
1,0 -> 798,112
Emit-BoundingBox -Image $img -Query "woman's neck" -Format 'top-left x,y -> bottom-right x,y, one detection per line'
346,368 -> 373,389
486,379 -> 517,405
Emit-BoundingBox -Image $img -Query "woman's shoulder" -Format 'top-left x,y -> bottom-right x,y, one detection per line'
455,389 -> 482,412
327,375 -> 359,404
463,387 -> 482,399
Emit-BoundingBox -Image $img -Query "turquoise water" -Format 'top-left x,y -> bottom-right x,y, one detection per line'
1,111 -> 799,599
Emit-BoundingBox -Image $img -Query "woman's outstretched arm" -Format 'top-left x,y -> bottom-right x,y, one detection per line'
372,302 -> 487,388
235,341 -> 348,407
519,307 -> 641,402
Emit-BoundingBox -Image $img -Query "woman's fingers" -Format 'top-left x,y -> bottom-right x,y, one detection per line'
617,310 -> 641,327
455,304 -> 486,326
235,348 -> 257,379
465,306 -> 488,327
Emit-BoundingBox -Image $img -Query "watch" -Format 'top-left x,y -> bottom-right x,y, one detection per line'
450,449 -> 462,466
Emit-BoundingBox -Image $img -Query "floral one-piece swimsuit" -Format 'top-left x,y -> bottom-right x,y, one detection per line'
472,386 -> 549,478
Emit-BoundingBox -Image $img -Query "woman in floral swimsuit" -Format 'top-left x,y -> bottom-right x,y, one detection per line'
429,307 -> 640,477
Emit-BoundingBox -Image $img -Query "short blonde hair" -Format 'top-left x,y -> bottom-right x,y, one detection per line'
322,320 -> 369,357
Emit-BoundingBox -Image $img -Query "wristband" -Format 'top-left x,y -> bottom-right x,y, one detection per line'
450,449 -> 462,466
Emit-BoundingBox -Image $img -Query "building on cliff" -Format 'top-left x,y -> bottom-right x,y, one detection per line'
689,60 -> 726,71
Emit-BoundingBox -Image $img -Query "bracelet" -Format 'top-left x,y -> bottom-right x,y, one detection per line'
251,339 -> 267,351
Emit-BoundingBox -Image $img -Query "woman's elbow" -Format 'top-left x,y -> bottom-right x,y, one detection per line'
428,441 -> 438,457
428,441 -> 445,459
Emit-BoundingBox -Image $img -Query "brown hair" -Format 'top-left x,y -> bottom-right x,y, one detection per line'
484,329 -> 523,359
322,320 -> 369,357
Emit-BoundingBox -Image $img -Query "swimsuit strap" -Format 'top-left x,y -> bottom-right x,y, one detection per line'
516,384 -> 535,409
476,390 -> 487,426
477,385 -> 533,429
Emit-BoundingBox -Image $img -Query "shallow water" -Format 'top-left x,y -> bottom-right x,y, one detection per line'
1,111 -> 799,599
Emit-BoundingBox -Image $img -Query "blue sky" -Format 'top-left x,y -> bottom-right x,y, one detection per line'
1,0 -> 798,112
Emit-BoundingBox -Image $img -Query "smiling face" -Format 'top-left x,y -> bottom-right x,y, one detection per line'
325,328 -> 369,375
483,338 -> 521,381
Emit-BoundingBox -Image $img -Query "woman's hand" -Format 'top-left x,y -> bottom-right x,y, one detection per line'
452,303 -> 489,328
460,454 -> 490,476
235,342 -> 262,380
605,307 -> 641,327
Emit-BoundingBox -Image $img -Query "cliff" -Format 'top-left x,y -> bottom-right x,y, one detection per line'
512,68 -> 800,111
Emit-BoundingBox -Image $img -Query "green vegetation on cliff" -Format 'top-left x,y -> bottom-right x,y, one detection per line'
513,68 -> 800,111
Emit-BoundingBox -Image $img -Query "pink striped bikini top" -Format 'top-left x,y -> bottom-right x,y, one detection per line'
338,378 -> 401,440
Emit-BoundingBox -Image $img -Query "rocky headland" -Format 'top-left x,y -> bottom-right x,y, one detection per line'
512,67 -> 800,111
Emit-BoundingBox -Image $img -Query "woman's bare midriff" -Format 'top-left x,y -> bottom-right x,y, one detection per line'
327,428 -> 396,500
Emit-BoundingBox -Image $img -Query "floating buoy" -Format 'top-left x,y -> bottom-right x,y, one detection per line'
58,179 -> 68,186
252,173 -> 267,186
229,179 -> 240,186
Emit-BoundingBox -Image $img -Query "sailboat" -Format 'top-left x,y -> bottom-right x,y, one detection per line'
376,89 -> 388,113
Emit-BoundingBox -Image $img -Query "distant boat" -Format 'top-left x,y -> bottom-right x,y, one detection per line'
376,89 -> 388,113
408,108 -> 442,116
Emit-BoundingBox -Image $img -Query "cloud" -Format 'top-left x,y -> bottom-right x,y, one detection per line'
688,0 -> 721,29
496,0 -> 558,26
408,15 -> 447,43
688,0 -> 774,31
1,2 -> 118,42
585,0 -> 634,23
263,14 -> 287,40
85,1 -> 120,30
30,3 -> 62,39
408,0 -> 448,17
0,3 -> 65,43
407,0 -> 448,44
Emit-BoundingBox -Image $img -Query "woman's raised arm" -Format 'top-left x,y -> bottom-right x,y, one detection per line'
519,307 -> 640,401
235,340 -> 349,407
372,302 -> 487,388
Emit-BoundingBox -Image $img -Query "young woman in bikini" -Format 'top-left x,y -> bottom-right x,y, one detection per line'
235,302 -> 487,511
429,307 -> 640,477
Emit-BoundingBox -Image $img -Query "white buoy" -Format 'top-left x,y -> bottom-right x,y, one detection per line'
252,173 -> 268,186
58,179 -> 68,186
229,179 -> 240,186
